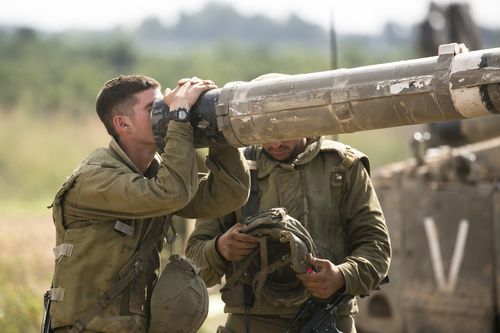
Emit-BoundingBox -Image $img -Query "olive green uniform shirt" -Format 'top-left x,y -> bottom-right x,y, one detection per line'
50,122 -> 250,332
186,138 -> 391,318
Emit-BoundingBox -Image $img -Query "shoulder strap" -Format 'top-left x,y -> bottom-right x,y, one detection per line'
321,140 -> 370,175
50,173 -> 79,241
69,215 -> 172,333
241,146 -> 259,222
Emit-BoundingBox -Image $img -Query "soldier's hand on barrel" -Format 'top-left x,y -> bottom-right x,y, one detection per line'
164,77 -> 217,110
216,223 -> 260,261
296,254 -> 346,299
177,77 -> 215,87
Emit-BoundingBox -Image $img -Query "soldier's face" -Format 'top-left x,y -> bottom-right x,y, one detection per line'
129,87 -> 162,146
262,138 -> 307,162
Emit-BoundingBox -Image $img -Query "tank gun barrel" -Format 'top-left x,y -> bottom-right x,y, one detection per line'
151,43 -> 500,148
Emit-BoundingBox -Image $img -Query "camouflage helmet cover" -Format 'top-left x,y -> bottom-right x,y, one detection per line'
239,207 -> 318,307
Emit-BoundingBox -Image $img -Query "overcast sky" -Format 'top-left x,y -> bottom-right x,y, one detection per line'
1,0 -> 499,35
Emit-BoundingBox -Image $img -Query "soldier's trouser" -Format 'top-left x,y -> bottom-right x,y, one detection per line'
217,313 -> 357,333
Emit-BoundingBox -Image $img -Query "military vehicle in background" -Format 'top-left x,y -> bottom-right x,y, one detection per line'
356,3 -> 500,332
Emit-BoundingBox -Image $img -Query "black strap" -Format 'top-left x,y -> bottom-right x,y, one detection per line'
220,249 -> 260,292
68,215 -> 172,333
242,146 -> 259,223
241,146 -> 260,333
41,291 -> 52,333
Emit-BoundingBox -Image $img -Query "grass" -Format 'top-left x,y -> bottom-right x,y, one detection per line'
0,214 -> 54,333
0,111 -> 109,214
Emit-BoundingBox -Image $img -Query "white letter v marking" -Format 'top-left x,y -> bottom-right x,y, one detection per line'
423,217 -> 469,293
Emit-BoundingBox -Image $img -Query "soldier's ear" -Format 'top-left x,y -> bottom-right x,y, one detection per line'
113,115 -> 131,134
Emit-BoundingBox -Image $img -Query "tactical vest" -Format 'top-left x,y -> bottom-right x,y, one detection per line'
49,165 -> 168,332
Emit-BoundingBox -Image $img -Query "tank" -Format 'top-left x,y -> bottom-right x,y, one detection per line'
355,3 -> 500,333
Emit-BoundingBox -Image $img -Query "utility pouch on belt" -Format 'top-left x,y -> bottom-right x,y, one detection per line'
41,290 -> 52,333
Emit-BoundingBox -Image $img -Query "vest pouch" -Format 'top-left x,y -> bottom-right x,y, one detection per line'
221,281 -> 248,307
50,223 -> 138,328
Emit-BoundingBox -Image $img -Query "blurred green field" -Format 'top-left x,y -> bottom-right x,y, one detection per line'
0,108 -> 418,332
0,111 -> 418,212
0,112 -> 108,214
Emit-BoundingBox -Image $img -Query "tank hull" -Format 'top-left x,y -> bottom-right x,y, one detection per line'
357,137 -> 500,333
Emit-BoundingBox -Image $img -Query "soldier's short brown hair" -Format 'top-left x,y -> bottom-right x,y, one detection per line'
96,75 -> 160,139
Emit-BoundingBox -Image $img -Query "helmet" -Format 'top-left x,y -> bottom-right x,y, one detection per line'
239,207 -> 318,307
148,255 -> 208,333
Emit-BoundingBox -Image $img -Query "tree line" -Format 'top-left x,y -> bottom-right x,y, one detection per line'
1,2 -> 498,116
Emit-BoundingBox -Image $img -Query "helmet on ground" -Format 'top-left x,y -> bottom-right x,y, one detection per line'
148,255 -> 208,333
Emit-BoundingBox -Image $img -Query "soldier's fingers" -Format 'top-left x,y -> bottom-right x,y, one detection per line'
189,82 -> 216,93
202,82 -> 217,89
308,254 -> 331,269
163,88 -> 176,105
231,225 -> 259,241
297,272 -> 323,283
230,223 -> 245,231
237,248 -> 258,257
301,280 -> 324,291
229,248 -> 257,261
296,273 -> 312,282
223,235 -> 258,250
232,242 -> 259,251
189,76 -> 202,84
177,78 -> 190,85
306,253 -> 316,265
233,233 -> 260,243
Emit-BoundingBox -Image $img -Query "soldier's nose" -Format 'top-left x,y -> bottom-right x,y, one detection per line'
269,142 -> 283,149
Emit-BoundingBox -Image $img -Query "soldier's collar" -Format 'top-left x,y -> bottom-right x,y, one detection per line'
109,138 -> 160,177
256,139 -> 321,178
294,138 -> 321,166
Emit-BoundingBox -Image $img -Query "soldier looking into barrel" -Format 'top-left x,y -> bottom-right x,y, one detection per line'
44,74 -> 250,333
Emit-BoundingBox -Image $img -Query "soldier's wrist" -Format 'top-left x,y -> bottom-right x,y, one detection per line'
214,235 -> 227,260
